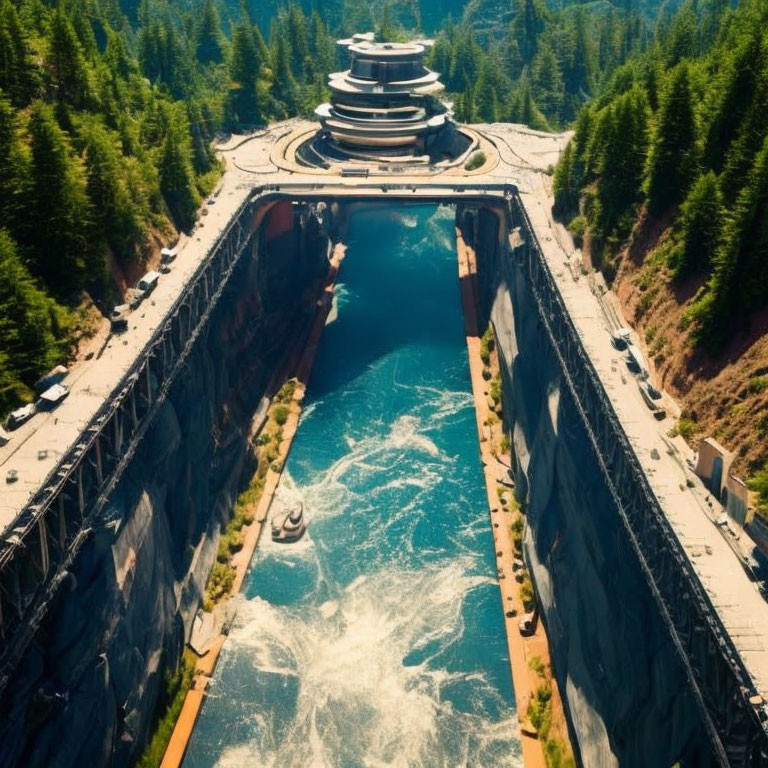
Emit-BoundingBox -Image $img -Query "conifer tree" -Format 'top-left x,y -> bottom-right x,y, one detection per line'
512,0 -> 549,64
229,24 -> 264,127
0,229 -> 67,406
271,33 -> 300,116
474,67 -> 498,123
308,11 -> 334,84
46,9 -> 92,109
0,1 -> 36,106
533,42 -> 565,123
196,0 -> 225,65
595,86 -> 648,235
158,108 -> 200,231
554,140 -> 578,216
646,62 -> 697,215
699,135 -> 768,344
81,118 -> 145,260
673,171 -> 722,280
0,91 -> 29,237
28,103 -> 95,290
286,5 -> 310,82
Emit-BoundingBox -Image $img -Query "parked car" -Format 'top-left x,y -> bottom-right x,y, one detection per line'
34,364 -> 68,394
160,246 -> 178,265
126,287 -> 145,310
7,403 -> 36,430
625,343 -> 649,379
37,383 -> 69,411
519,612 -> 537,637
638,381 -> 666,420
610,327 -> 632,350
644,382 -> 662,400
110,304 -> 130,332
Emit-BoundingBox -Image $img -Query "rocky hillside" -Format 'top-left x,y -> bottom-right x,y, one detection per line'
554,0 -> 768,509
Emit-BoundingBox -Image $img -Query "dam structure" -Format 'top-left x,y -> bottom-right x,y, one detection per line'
1,48 -> 768,765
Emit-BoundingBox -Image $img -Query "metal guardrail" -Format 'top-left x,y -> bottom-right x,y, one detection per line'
0,190 -> 260,692
511,196 -> 768,764
0,180 -> 765,764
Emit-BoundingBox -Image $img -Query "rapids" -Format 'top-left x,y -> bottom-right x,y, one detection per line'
182,205 -> 521,768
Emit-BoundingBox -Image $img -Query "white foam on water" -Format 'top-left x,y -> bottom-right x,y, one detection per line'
258,412 -> 447,538
212,559 -> 521,768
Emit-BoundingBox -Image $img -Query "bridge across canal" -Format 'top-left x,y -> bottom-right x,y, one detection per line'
0,132 -> 767,764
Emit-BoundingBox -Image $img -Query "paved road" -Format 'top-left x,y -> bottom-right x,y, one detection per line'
4,117 -> 768,708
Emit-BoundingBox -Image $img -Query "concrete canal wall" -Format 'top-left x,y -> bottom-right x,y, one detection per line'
465,204 -> 718,768
0,202 -> 331,768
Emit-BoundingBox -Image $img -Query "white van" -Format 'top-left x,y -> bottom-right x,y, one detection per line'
137,271 -> 160,296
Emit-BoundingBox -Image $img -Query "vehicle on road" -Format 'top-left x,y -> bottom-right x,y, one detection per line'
161,246 -> 178,265
126,287 -> 145,310
34,365 -> 68,394
37,383 -> 69,411
519,612 -> 537,637
110,304 -> 130,332
136,270 -> 160,296
644,382 -> 662,400
625,343 -> 649,379
638,381 -> 666,419
611,327 -> 632,350
6,403 -> 35,430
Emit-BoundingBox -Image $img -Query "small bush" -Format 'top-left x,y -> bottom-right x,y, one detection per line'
500,433 -> 510,453
568,216 -> 587,246
490,377 -> 502,405
528,685 -> 552,736
749,377 -> 768,394
520,573 -> 535,611
673,417 -> 697,442
464,151 -> 487,171
204,562 -> 235,611
276,379 -> 297,403
529,656 -> 546,676
273,405 -> 289,426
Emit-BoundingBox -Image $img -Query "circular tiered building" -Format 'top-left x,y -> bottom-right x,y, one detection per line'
301,33 -> 469,167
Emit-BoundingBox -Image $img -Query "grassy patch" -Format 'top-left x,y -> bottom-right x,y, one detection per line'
135,650 -> 196,768
528,684 -> 576,768
567,216 -> 587,247
671,417 -> 698,442
529,656 -> 546,676
464,151 -> 487,171
520,571 -> 535,611
273,404 -> 290,426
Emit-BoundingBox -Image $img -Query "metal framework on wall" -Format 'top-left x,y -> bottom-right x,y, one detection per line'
0,195 -> 259,695
507,196 -> 768,766
0,177 -> 766,765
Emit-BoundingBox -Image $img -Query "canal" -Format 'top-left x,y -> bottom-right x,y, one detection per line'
182,205 -> 521,767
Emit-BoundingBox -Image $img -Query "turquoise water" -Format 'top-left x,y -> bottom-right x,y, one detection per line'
183,205 -> 521,768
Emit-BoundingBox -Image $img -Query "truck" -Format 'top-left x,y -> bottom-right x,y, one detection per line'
625,343 -> 649,379
136,270 -> 160,296
37,383 -> 69,411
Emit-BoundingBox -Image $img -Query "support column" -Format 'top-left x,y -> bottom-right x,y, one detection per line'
37,519 -> 49,576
